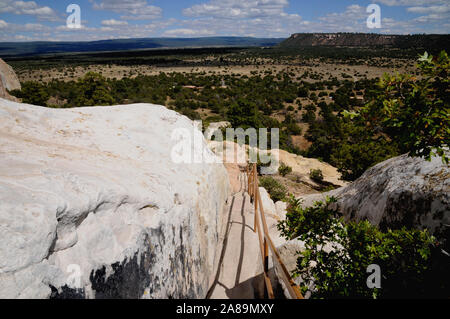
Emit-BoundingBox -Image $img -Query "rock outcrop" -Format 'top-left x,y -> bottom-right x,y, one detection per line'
278,150 -> 347,188
0,59 -> 20,102
207,140 -> 347,188
298,154 -> 450,239
0,98 -> 230,299
275,238 -> 306,298
258,187 -> 277,219
204,121 -> 231,140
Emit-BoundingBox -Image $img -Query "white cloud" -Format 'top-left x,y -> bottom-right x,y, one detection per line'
55,24 -> 94,32
413,13 -> 449,23
183,0 -> 290,19
163,28 -> 215,37
0,20 -> 51,42
311,4 -> 369,33
101,19 -> 128,26
406,3 -> 450,23
0,0 -> 60,21
0,19 -> 176,42
14,34 -> 32,40
93,0 -> 162,20
1,0 -> 449,42
375,0 -> 446,6
177,0 -> 304,37
405,3 -> 450,24
372,0 -> 450,31
407,4 -> 450,14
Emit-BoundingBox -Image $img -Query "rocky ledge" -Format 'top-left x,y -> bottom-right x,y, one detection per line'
0,98 -> 230,299
299,154 -> 449,240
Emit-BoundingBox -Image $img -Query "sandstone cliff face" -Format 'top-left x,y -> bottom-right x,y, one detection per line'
282,33 -> 396,47
299,154 -> 449,239
0,59 -> 21,102
280,33 -> 450,50
0,98 -> 230,299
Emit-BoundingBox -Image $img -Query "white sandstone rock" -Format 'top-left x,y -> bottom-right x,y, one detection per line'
258,187 -> 277,219
299,154 -> 450,237
275,201 -> 287,220
204,121 -> 231,140
0,98 -> 230,299
0,59 -> 21,102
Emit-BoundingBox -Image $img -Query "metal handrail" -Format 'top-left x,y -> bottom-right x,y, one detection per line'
246,163 -> 304,300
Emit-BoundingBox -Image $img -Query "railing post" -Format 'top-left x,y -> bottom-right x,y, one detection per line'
245,161 -> 303,300
264,237 -> 269,299
253,164 -> 258,232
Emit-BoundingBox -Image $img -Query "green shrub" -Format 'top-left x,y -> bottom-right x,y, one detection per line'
72,72 -> 115,106
285,122 -> 302,135
298,87 -> 309,98
278,162 -> 293,177
309,169 -> 324,183
352,51 -> 450,164
11,82 -> 49,106
278,196 -> 438,299
259,176 -> 287,202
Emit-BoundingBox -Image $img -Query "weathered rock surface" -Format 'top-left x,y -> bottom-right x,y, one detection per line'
0,98 -> 230,299
258,187 -> 278,219
274,238 -> 306,298
0,59 -> 21,102
275,201 -> 287,221
299,154 -> 450,238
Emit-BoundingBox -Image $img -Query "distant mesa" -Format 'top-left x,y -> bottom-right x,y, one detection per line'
280,33 -> 450,50
0,37 -> 285,57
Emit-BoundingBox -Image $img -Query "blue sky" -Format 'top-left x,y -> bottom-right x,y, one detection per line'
0,0 -> 449,41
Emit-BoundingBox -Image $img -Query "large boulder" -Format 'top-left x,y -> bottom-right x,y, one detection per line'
0,98 -> 230,299
275,201 -> 287,221
274,238 -> 308,299
0,59 -> 21,102
299,154 -> 450,239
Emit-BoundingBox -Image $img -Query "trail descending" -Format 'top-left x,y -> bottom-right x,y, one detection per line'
207,171 -> 262,299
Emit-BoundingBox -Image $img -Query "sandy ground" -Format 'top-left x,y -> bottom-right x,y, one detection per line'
16,58 -> 415,83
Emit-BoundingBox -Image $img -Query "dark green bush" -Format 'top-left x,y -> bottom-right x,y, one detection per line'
259,176 -> 287,202
278,162 -> 293,177
11,82 -> 49,106
298,87 -> 309,98
309,169 -> 324,183
278,196 -> 439,299
359,51 -> 450,164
